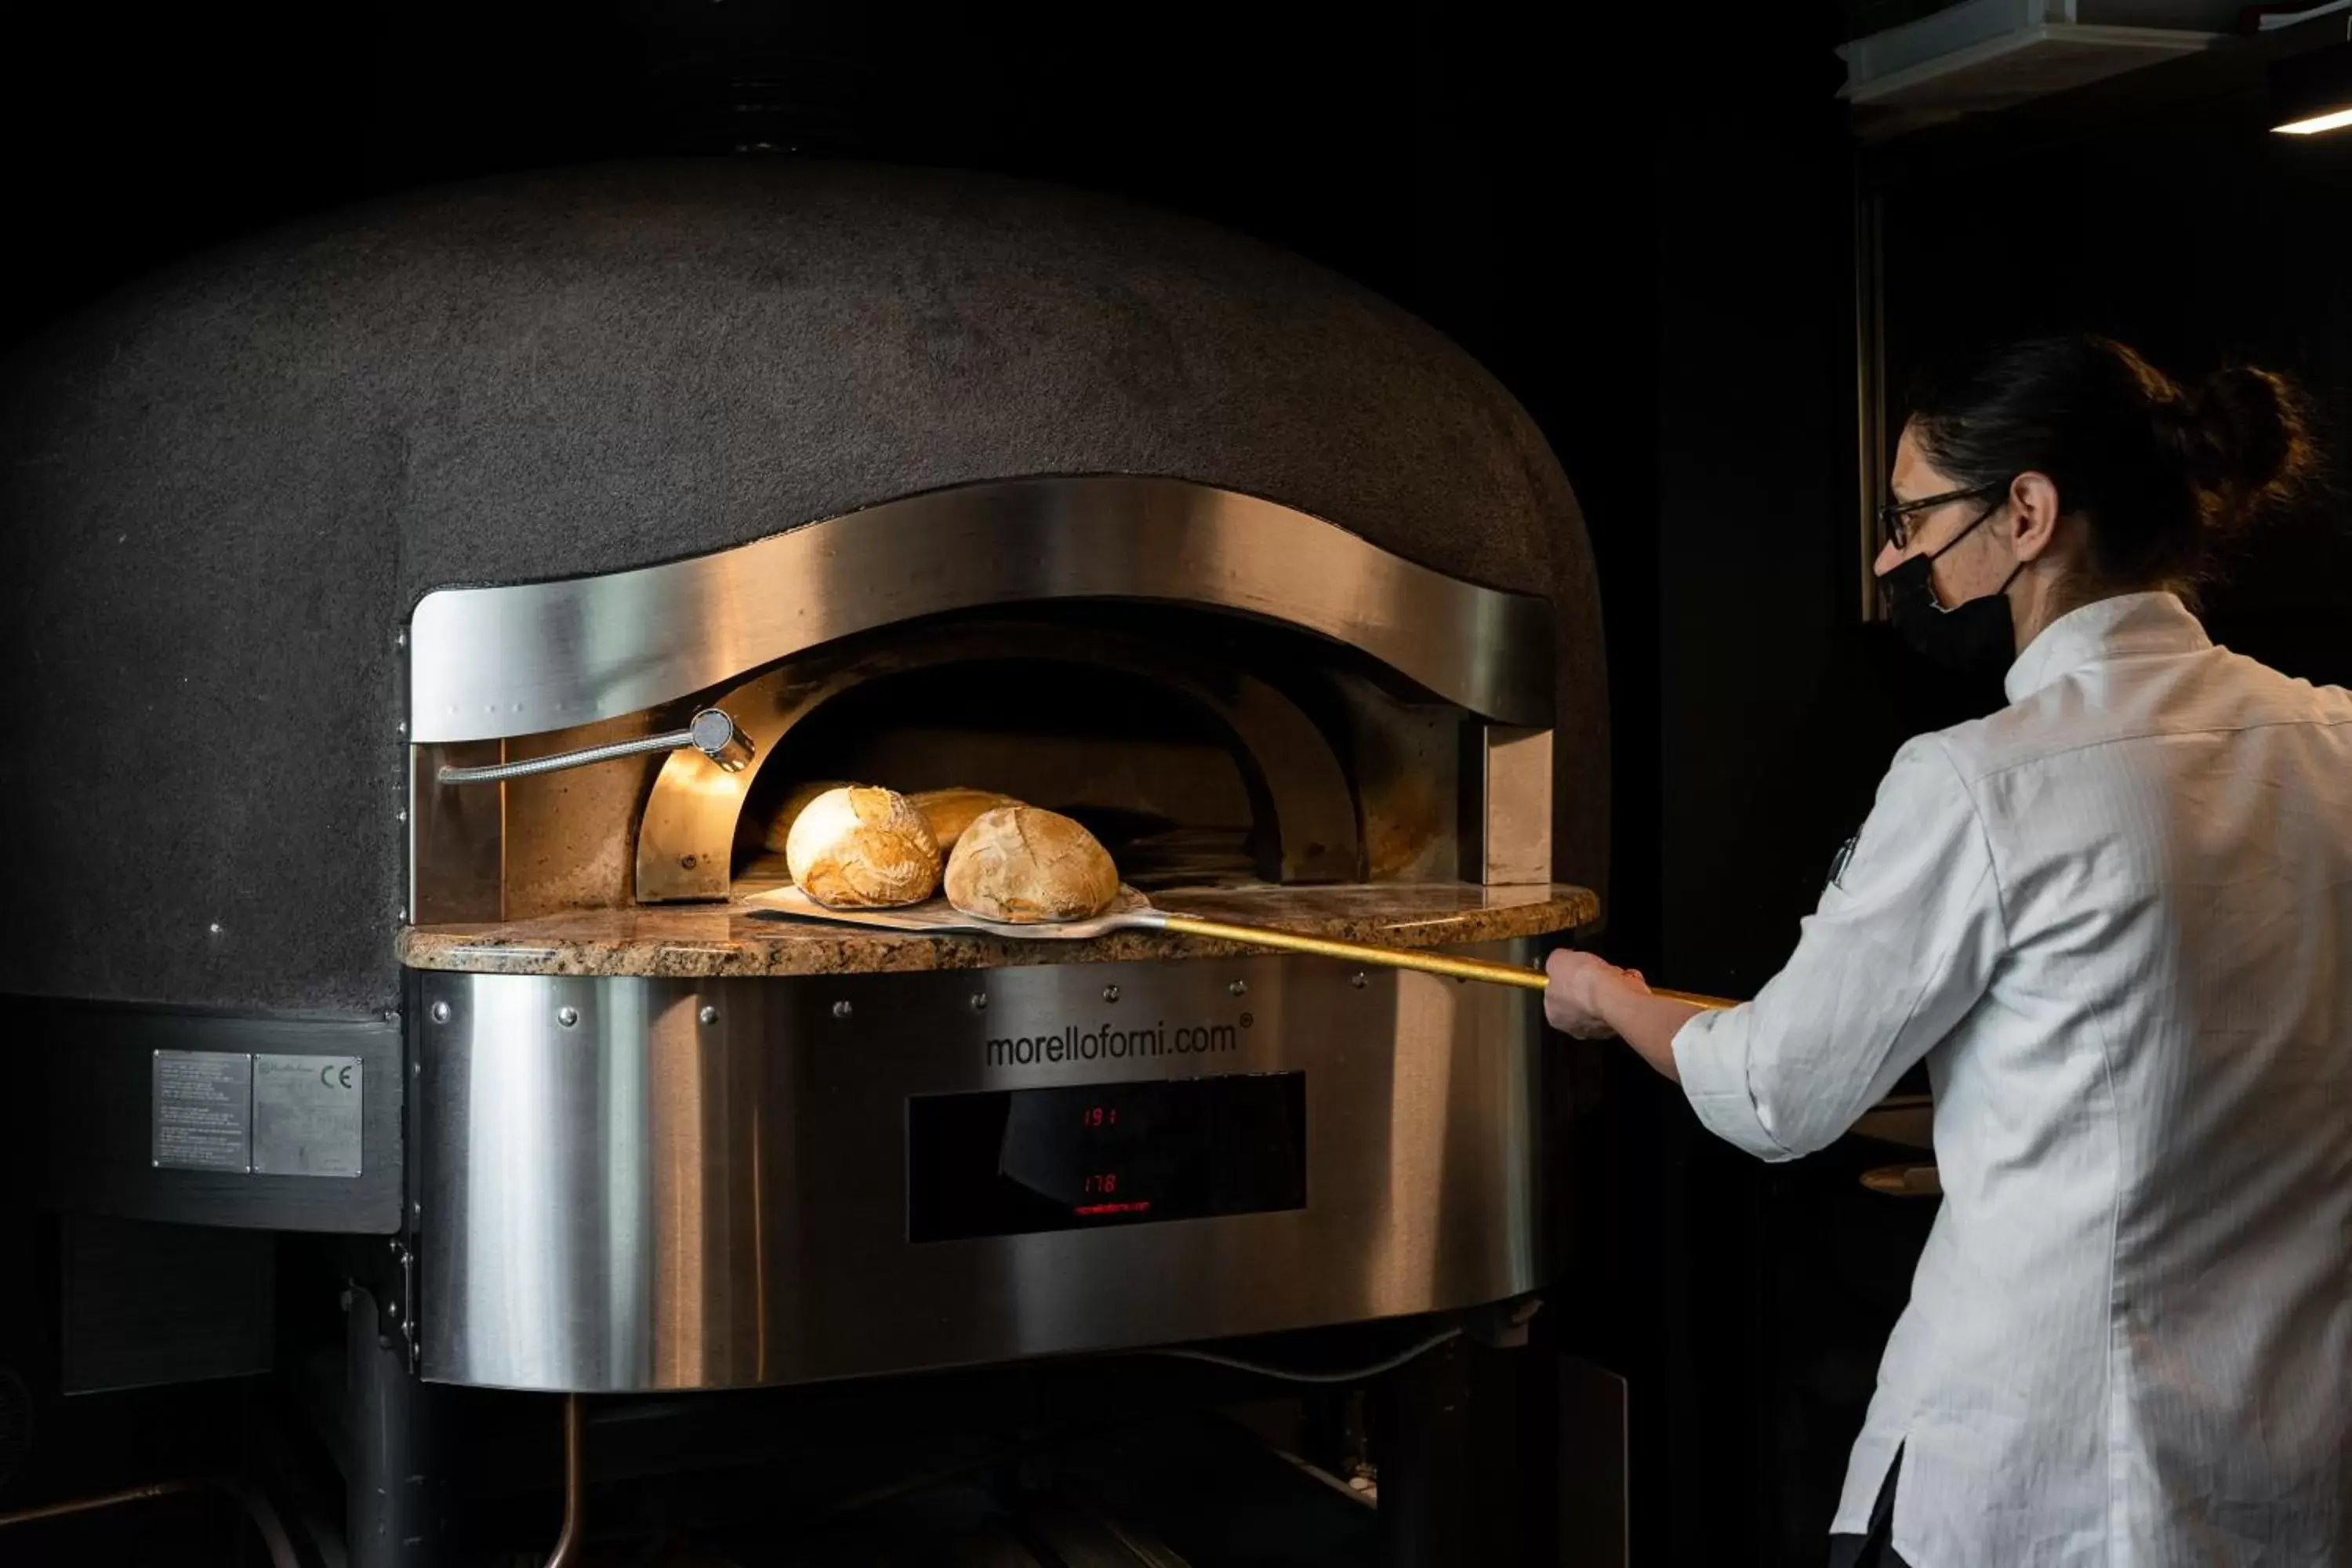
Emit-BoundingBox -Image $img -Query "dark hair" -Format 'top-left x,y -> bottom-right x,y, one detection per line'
1904,334 -> 2320,591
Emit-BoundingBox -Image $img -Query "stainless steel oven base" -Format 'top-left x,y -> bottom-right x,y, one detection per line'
413,945 -> 1549,1392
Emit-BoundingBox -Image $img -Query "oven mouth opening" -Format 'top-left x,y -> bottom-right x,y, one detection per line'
735,655 -> 1305,891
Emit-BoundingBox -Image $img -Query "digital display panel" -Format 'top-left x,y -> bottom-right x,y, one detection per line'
907,1073 -> 1306,1242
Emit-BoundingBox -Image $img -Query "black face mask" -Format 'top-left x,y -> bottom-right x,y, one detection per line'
1881,502 -> 2023,675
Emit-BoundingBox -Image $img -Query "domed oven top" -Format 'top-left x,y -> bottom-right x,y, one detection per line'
0,159 -> 1604,1013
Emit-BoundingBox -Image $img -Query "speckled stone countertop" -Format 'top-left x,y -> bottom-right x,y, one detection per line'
396,881 -> 1600,979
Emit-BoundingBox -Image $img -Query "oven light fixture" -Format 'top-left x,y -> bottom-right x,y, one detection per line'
2271,103 -> 2352,133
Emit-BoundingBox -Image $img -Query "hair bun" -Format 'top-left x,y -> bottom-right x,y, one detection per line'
2190,364 -> 2317,531
1905,332 -> 2327,591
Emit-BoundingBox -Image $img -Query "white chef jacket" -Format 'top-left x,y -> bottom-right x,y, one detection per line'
1672,591 -> 2352,1566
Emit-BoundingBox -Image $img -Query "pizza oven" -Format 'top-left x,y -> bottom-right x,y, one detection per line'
394,470 -> 1588,1392
0,158 -> 1609,1559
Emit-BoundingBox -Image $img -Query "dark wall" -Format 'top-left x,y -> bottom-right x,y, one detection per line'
1874,34 -> 2352,692
1612,16 -> 1954,1567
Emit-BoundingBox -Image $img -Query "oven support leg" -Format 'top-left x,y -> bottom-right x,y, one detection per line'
1373,1334 -> 1475,1568
346,1285 -> 442,1568
543,1395 -> 586,1568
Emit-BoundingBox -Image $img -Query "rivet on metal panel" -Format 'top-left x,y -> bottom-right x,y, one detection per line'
395,809 -> 407,823
969,993 -> 988,1012
430,1001 -> 451,1025
1352,971 -> 1368,989
832,1000 -> 854,1020
1102,985 -> 1120,1004
395,630 -> 406,648
699,1005 -> 719,1026
1229,980 -> 1249,997
557,1006 -> 580,1029
680,855 -> 697,870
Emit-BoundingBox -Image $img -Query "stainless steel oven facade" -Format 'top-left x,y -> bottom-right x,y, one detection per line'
414,942 -> 1548,1392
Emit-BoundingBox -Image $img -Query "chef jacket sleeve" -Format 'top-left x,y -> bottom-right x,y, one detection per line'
1671,734 -> 2005,1162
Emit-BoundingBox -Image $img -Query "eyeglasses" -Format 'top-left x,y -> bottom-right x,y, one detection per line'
1878,483 -> 2001,552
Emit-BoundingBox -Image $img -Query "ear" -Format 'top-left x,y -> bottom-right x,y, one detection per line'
2008,470 -> 2063,561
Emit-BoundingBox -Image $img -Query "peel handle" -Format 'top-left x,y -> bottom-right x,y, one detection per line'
1150,913 -> 1735,1007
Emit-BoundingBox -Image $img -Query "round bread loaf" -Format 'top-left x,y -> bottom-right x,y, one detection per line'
785,786 -> 942,908
944,806 -> 1120,924
909,787 -> 1023,853
763,779 -> 858,858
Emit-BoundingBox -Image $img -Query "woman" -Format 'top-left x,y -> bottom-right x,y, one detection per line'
1547,335 -> 2350,1566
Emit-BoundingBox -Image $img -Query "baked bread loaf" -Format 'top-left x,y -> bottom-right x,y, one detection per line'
909,787 -> 1022,854
785,786 -> 942,908
944,806 -> 1120,924
763,779 -> 858,858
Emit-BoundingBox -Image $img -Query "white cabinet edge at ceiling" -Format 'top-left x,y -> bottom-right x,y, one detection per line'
1837,0 -> 2236,107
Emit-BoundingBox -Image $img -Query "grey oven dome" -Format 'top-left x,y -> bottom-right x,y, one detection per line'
0,158 -> 1605,1013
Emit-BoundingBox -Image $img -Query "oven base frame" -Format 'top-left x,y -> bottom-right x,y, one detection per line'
413,945 -> 1552,1392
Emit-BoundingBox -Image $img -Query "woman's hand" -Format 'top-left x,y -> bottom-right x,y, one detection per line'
1544,950 -> 1708,1082
1544,949 -> 1652,1039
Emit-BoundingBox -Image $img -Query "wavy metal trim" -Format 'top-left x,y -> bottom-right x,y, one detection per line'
406,476 -> 1555,742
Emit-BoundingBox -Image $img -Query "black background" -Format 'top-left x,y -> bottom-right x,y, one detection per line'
2,4 -> 2347,1563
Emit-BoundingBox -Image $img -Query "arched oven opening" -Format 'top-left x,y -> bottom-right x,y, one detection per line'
738,655 -> 1316,891
611,600 -> 1502,910
713,602 -> 1448,900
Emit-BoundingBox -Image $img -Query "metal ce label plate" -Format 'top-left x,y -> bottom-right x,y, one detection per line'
152,1051 -> 252,1172
252,1055 -> 363,1178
